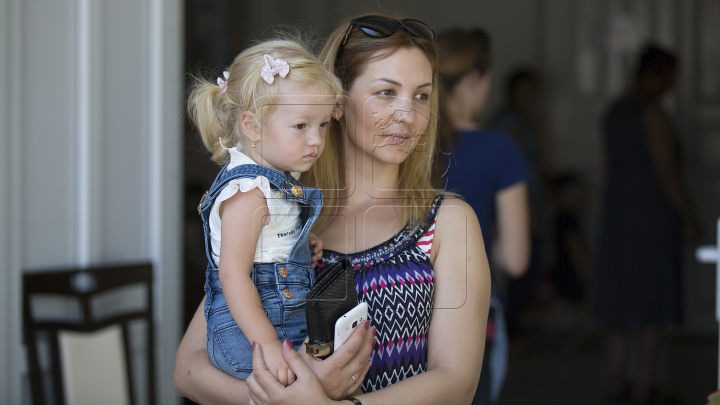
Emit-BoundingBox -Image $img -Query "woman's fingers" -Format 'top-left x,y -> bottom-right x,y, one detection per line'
346,360 -> 372,397
287,368 -> 296,386
282,338 -> 312,379
297,321 -> 374,399
248,343 -> 286,403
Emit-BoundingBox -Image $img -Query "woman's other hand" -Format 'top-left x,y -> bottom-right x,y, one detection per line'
247,340 -> 333,405
301,320 -> 374,399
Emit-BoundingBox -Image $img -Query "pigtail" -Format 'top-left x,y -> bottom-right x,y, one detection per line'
187,76 -> 235,164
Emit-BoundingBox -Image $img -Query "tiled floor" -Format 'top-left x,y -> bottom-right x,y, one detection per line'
496,330 -> 717,405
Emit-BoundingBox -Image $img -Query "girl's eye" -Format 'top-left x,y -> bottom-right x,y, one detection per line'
378,89 -> 395,97
294,123 -> 307,130
415,93 -> 429,101
320,121 -> 330,128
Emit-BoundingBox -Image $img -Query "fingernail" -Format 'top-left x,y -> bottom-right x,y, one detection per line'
252,341 -> 256,351
365,320 -> 370,329
285,337 -> 292,348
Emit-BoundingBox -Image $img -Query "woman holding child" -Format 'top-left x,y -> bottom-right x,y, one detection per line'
174,13 -> 490,405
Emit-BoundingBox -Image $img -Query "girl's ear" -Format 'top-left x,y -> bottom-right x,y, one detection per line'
240,111 -> 259,143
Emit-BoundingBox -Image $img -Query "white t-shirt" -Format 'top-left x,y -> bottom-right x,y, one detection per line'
209,147 -> 301,264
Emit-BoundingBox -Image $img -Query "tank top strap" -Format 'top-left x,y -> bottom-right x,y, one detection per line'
415,194 -> 445,257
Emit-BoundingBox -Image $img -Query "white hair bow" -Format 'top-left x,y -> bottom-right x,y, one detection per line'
260,54 -> 290,84
217,71 -> 229,93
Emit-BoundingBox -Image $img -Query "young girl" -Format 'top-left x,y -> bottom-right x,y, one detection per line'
187,39 -> 343,385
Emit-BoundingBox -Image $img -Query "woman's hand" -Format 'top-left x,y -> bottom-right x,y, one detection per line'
262,340 -> 296,386
246,321 -> 374,404
309,232 -> 324,268
247,340 -> 334,405
300,320 -> 374,399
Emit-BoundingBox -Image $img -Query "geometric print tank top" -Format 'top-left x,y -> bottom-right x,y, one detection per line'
318,194 -> 445,392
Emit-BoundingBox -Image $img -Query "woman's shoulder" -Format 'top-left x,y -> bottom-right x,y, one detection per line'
434,196 -> 479,225
432,195 -> 480,237
429,195 -> 482,263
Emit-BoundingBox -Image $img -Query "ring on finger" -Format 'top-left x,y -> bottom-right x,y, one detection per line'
351,375 -> 357,383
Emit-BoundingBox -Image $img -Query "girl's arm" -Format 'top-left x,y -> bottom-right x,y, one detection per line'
494,181 -> 531,278
248,199 -> 491,405
219,189 -> 294,384
173,300 -> 251,405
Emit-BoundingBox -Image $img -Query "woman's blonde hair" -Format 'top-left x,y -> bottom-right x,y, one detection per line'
302,13 -> 440,231
187,38 -> 343,165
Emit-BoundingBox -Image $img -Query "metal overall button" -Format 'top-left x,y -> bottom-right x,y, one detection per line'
282,288 -> 293,299
279,266 -> 288,278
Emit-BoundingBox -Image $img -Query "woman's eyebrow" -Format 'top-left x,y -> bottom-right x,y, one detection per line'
373,78 -> 433,89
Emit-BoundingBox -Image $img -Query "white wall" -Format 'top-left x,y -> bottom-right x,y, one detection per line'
0,0 -> 183,403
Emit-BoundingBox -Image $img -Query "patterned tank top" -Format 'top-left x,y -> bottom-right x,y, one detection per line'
317,194 -> 445,392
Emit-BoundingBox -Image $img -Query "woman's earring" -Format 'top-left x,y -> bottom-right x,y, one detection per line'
252,140 -> 256,148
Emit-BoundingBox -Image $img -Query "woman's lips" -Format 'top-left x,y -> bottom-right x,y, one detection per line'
384,133 -> 409,144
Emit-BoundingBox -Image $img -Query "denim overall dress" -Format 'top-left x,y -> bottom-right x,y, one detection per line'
199,163 -> 322,379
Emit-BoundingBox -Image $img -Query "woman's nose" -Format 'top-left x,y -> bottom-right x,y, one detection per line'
393,97 -> 417,124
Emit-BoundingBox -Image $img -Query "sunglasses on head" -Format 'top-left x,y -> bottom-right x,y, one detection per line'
338,16 -> 436,54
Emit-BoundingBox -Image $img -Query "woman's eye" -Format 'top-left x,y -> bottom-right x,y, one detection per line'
378,89 -> 395,97
294,123 -> 307,130
415,93 -> 429,101
320,121 -> 330,128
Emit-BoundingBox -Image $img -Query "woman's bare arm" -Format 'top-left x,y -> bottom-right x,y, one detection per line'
173,300 -> 252,405
494,181 -> 530,278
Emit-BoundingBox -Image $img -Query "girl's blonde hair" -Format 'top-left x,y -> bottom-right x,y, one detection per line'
188,39 -> 344,165
302,13 -> 440,231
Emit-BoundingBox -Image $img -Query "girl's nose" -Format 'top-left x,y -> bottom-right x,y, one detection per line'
308,127 -> 324,146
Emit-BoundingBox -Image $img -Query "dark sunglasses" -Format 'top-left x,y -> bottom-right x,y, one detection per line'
339,16 -> 436,53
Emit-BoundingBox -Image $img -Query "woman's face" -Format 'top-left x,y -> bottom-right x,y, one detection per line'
343,47 -> 433,166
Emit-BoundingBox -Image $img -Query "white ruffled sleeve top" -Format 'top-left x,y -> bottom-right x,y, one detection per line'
209,146 -> 302,264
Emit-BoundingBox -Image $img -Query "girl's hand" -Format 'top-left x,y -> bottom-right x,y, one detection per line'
308,232 -> 324,268
299,320 -> 374,399
247,340 -> 334,405
261,340 -> 296,386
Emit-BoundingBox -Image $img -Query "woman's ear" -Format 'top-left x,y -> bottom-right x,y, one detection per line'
333,102 -> 344,120
240,111 -> 259,143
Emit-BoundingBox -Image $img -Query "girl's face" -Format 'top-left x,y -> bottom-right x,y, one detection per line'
255,83 -> 335,173
343,47 -> 433,166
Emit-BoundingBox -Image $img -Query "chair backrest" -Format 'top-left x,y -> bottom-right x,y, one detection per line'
23,262 -> 155,405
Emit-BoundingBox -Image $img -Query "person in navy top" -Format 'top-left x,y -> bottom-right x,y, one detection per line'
436,28 -> 531,405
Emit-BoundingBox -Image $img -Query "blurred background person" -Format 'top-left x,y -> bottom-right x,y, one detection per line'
594,44 -> 701,405
491,68 -> 550,340
435,28 -> 531,405
548,173 -> 591,328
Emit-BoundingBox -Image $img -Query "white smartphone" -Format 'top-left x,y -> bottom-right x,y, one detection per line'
334,302 -> 369,351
